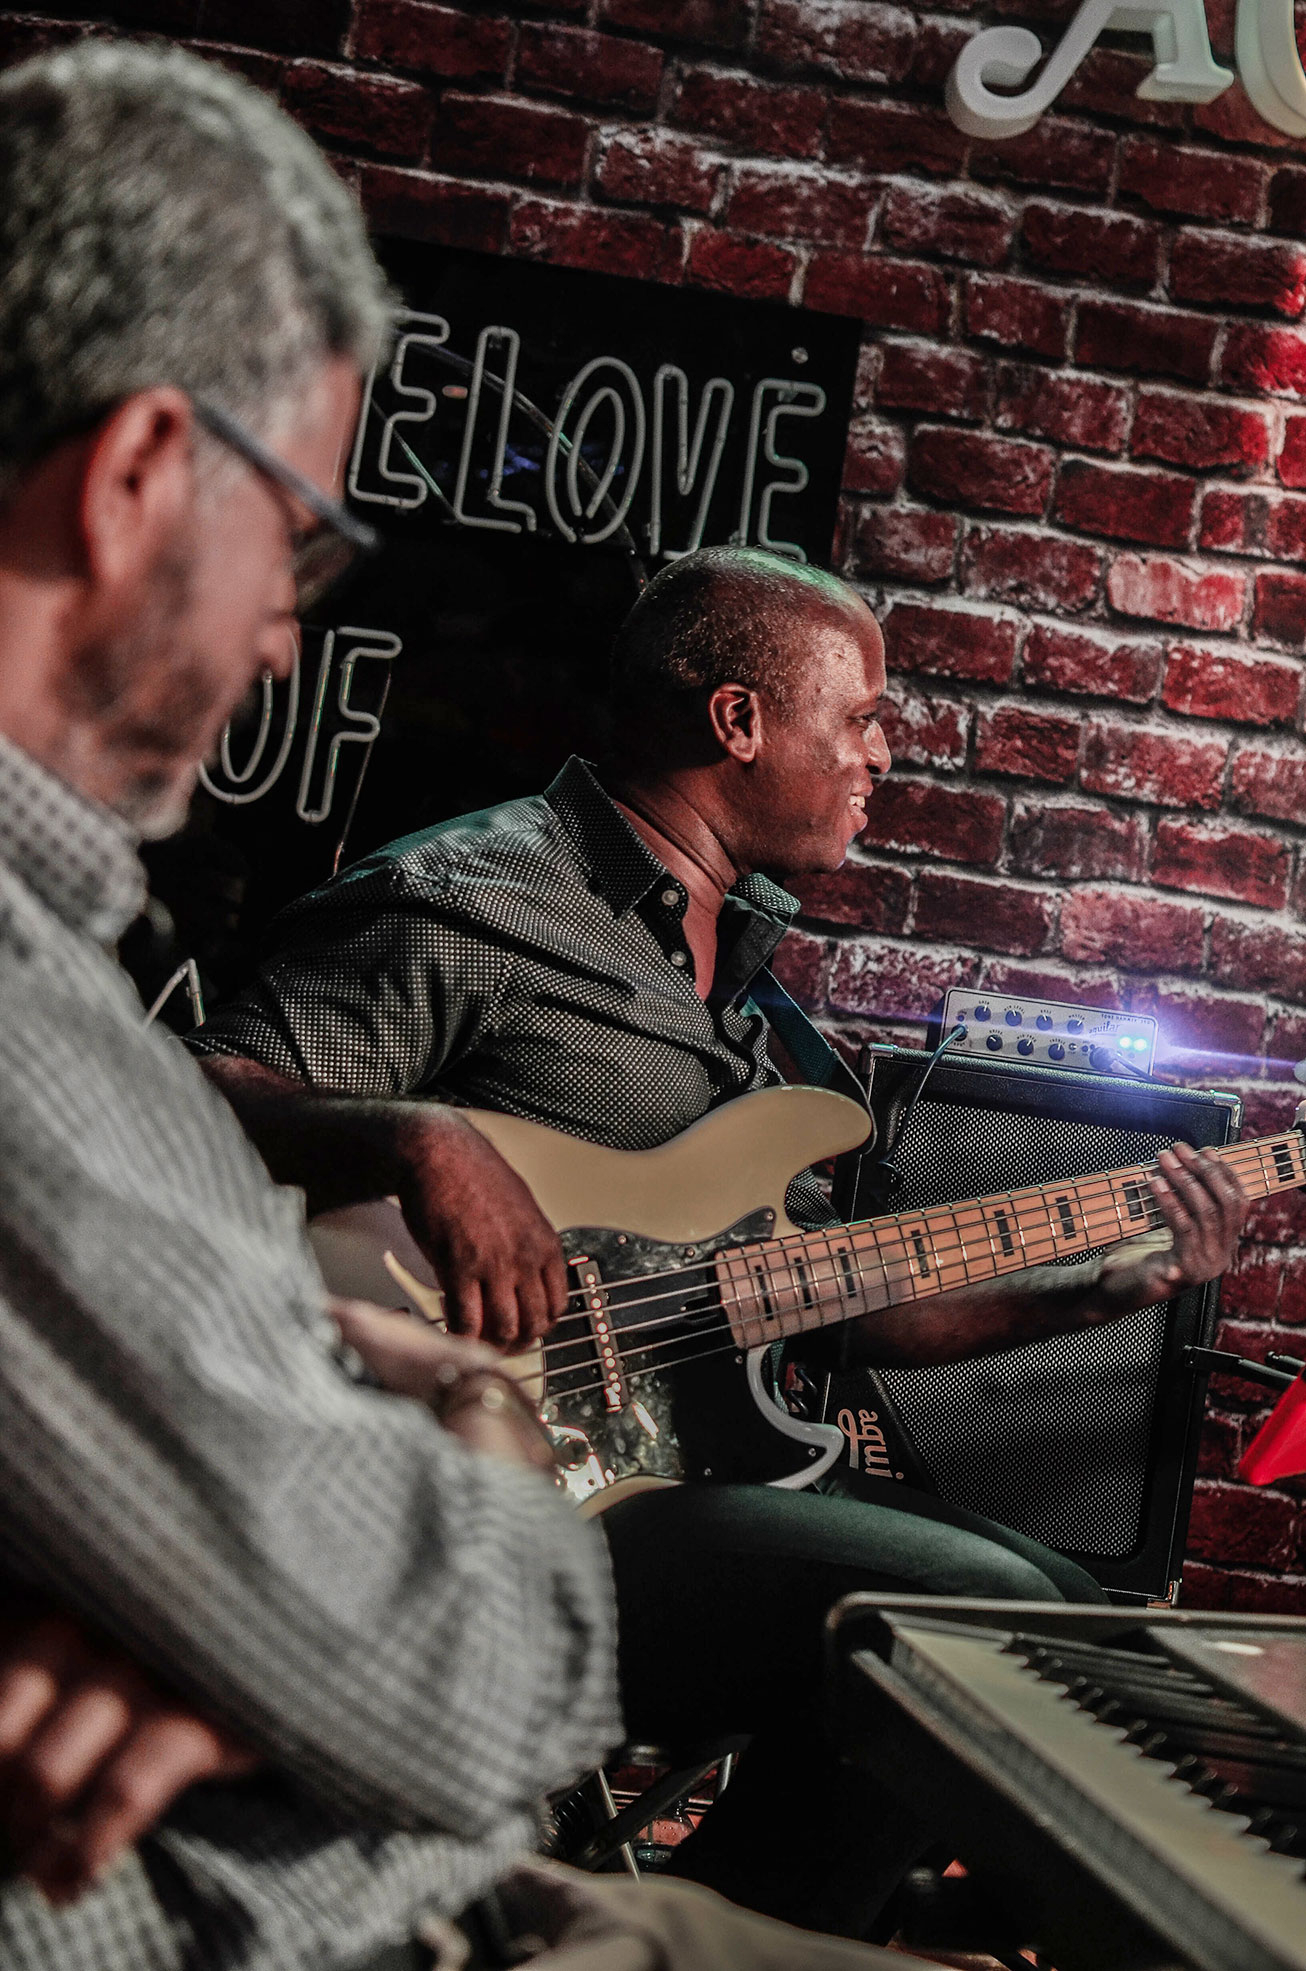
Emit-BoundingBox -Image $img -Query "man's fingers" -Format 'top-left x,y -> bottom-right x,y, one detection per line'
7,1683 -> 135,1834
479,1270 -> 525,1349
442,1269 -> 485,1341
511,1271 -> 553,1347
541,1246 -> 571,1327
0,1616 -> 86,1757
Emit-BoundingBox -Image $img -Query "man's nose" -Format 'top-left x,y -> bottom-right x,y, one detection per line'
867,720 -> 892,776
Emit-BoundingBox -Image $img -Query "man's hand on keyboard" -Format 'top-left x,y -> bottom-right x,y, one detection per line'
0,1610 -> 255,1905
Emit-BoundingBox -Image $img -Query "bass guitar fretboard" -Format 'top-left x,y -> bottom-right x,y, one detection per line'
717,1129 -> 1305,1349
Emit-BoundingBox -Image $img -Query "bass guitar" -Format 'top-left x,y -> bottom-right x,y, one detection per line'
310,1085 -> 1306,1514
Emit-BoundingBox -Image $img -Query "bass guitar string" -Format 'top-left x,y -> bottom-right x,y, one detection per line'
535,1138 -> 1296,1362
536,1135 -> 1300,1337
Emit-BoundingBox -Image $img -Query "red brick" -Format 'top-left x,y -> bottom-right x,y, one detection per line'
842,416 -> 905,496
1196,79 -> 1304,148
671,64 -> 824,160
1022,201 -> 1159,291
1231,742 -> 1306,825
970,116 -> 1114,198
1221,323 -> 1306,401
993,364 -> 1129,455
1144,981 -> 1268,1068
1265,494 -> 1306,561
432,93 -> 589,187
1154,816 -> 1289,909
1057,459 -> 1195,550
360,164 -> 511,250
805,252 -> 949,332
1211,915 -> 1306,1000
767,926 -> 830,1009
826,97 -> 968,178
790,861 -> 913,935
857,777 -> 1007,866
1253,571 -> 1306,647
1009,798 -> 1149,883
1197,1409 -> 1245,1479
961,526 -> 1100,612
909,14 -> 971,90
1221,1242 -> 1285,1323
1278,414 -> 1306,489
983,960 -> 1125,1011
686,228 -> 796,301
1119,136 -> 1264,225
1170,229 -> 1306,318
1082,720 -> 1227,809
975,704 -> 1081,783
881,184 -> 1014,268
355,0 -> 510,78
1107,556 -> 1244,632
1164,643 -> 1299,726
1199,488 -> 1268,556
909,428 -> 1054,518
756,0 -> 917,84
725,166 -> 868,247
1023,622 -> 1162,704
517,24 -> 663,111
1061,46 -> 1187,128
850,506 -> 957,585
1244,1177 -> 1306,1246
883,599 -> 1021,685
1076,299 -> 1217,385
1186,1480 -> 1298,1568
914,871 -> 1055,956
1269,165 -> 1306,238
595,129 -> 721,213
597,0 -> 749,42
1133,390 -> 1272,477
509,199 -> 682,282
1061,889 -> 1205,973
877,685 -> 972,770
877,342 -> 987,422
1278,1265 -> 1306,1325
283,62 -> 432,160
1182,1562 -> 1306,1615
964,275 -> 1069,361
828,937 -> 981,1020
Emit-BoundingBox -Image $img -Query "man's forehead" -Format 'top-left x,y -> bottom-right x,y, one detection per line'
792,597 -> 885,691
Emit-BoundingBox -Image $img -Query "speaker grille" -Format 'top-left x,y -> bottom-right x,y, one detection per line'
879,1100 -> 1185,1559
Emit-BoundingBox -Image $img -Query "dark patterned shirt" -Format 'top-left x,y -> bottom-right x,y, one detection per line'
0,734 -> 620,1971
190,757 -> 829,1225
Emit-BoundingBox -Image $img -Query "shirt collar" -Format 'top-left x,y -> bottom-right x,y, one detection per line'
544,753 -> 801,931
0,733 -> 146,942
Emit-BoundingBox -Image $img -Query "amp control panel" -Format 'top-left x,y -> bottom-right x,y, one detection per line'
939,989 -> 1157,1075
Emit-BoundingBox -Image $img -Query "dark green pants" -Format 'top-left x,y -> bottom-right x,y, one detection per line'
602,1477 -> 1104,1937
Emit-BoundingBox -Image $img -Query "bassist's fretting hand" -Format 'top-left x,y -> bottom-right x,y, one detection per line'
1092,1140 -> 1247,1315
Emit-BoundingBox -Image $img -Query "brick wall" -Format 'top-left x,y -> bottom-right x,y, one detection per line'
6,0 -> 1306,1604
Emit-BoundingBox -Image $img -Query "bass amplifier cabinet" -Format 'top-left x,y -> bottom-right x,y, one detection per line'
831,1045 -> 1241,1602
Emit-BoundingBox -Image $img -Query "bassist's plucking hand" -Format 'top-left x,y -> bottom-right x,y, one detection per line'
1092,1141 -> 1248,1316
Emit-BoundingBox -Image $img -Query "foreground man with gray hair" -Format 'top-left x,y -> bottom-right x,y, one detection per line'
0,37 -> 926,1971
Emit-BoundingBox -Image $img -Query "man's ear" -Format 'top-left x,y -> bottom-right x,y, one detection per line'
77,388 -> 196,595
707,681 -> 764,763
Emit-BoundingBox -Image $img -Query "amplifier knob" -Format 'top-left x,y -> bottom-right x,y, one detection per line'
973,1003 -> 991,1021
1017,1037 -> 1035,1056
986,1033 -> 1003,1051
1035,1013 -> 1054,1030
1005,1007 -> 1023,1026
1048,1042 -> 1066,1061
1066,1016 -> 1084,1033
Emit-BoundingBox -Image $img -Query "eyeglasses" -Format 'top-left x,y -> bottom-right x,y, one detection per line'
192,396 -> 379,613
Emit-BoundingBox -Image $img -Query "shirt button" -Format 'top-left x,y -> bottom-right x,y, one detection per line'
670,950 -> 688,967
660,888 -> 680,908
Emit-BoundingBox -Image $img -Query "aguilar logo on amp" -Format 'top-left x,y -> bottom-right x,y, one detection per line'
836,1406 -> 904,1483
946,0 -> 1306,140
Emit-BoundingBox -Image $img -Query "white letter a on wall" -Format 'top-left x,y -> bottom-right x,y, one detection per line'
947,0 -> 1234,138
1236,0 -> 1306,136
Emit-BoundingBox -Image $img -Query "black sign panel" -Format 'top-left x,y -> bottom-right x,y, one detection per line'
142,244 -> 859,1017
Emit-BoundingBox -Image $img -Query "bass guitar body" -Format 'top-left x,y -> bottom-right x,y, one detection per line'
310,1085 -> 871,1512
